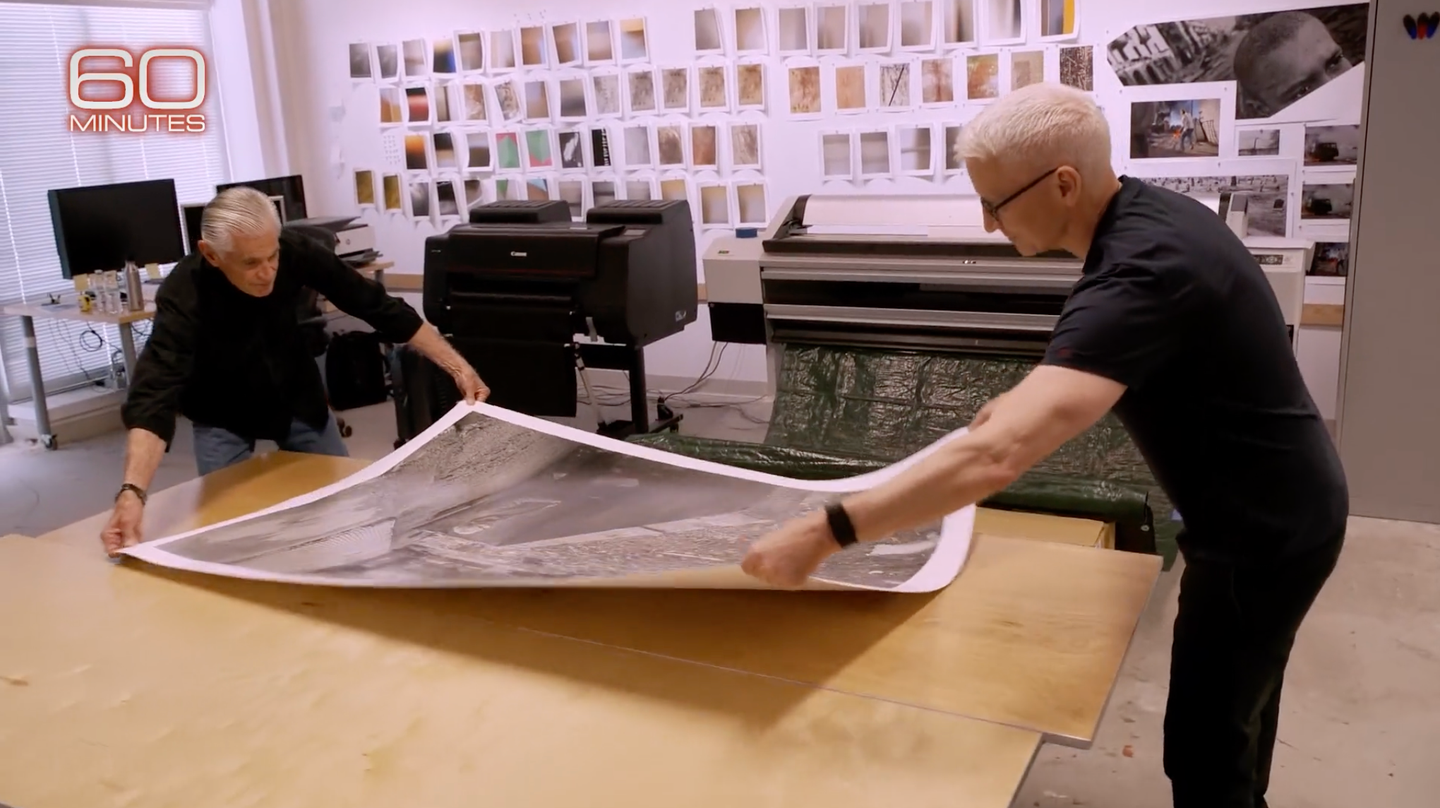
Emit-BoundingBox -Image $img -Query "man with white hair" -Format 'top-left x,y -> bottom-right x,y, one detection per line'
101,186 -> 488,556
742,83 -> 1347,808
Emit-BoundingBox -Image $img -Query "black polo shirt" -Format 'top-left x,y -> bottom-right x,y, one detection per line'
1041,176 -> 1348,563
122,229 -> 424,446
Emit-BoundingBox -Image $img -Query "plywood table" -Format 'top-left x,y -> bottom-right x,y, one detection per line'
42,452 -> 1162,750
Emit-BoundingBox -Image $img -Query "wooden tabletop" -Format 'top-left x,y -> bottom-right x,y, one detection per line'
2,300 -> 155,325
0,534 -> 1040,808
42,451 -> 1160,748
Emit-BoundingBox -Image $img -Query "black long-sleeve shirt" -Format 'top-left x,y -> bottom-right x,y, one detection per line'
122,229 -> 424,445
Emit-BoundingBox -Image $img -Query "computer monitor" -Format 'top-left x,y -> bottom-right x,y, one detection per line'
182,203 -> 206,255
47,178 -> 186,279
215,174 -> 307,221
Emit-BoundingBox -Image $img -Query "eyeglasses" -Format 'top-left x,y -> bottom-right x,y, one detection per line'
980,166 -> 1059,225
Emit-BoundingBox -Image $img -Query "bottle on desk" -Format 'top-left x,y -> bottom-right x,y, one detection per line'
124,260 -> 145,313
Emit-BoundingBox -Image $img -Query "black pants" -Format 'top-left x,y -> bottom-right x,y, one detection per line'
1164,532 -> 1345,808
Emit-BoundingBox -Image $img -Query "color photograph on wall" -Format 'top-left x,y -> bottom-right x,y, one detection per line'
1301,182 -> 1354,220
1308,241 -> 1350,276
1129,99 -> 1221,159
1138,175 -> 1290,237
1304,124 -> 1361,165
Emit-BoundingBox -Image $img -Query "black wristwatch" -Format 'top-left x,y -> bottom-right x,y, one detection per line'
116,483 -> 147,505
824,501 -> 859,548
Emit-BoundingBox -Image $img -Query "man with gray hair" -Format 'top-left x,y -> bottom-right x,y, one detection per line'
101,186 -> 488,556
741,83 -> 1347,808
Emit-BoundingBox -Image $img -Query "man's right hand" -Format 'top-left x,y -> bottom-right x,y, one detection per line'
101,491 -> 144,557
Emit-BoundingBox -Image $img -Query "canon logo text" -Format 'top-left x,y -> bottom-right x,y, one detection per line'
67,47 -> 208,134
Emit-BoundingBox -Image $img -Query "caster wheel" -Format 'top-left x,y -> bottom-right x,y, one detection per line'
41,435 -> 58,450
340,425 -> 353,438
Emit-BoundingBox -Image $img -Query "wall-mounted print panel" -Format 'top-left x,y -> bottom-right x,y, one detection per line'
1236,128 -> 1280,157
941,0 -> 978,47
551,22 -> 582,66
1105,6 -> 1369,120
1308,241 -> 1349,277
1301,182 -> 1354,220
695,7 -> 725,54
1137,174 -> 1291,237
1058,44 -> 1091,90
1303,124 -> 1361,166
816,2 -> 850,53
1010,49 -> 1044,90
1129,98 -> 1222,160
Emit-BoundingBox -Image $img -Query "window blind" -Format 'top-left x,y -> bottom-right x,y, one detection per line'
0,1 -> 229,403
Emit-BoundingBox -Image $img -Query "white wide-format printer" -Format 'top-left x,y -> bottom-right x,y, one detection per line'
286,216 -> 379,266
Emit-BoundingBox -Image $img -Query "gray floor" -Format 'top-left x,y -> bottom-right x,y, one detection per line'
2,400 -> 1436,807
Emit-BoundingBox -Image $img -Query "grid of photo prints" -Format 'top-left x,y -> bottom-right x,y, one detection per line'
1107,3 -> 1368,279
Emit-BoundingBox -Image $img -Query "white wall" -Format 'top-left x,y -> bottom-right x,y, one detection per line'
226,0 -> 1364,400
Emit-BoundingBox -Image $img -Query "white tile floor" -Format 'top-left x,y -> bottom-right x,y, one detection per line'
2,399 -> 1435,807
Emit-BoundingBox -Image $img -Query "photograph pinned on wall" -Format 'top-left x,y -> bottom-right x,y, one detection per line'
983,0 -> 1024,43
349,43 -> 373,80
495,131 -> 523,171
734,6 -> 768,54
660,174 -> 691,203
816,3 -> 850,53
552,22 -> 582,66
697,64 -> 730,112
460,81 -> 488,122
778,5 -> 812,54
618,18 -> 649,62
432,82 -> 454,123
787,62 -> 823,117
382,173 -> 403,211
1137,174 -> 1290,237
493,176 -> 519,201
525,176 -> 554,202
730,121 -> 763,169
592,177 -> 619,207
1129,98 -> 1222,160
379,86 -> 403,124
858,2 -> 894,51
1237,128 -> 1281,156
557,129 -> 585,170
520,26 -> 548,68
698,182 -> 731,227
409,178 -> 433,220
436,179 -> 461,218
859,129 -> 893,178
354,169 -> 376,207
736,181 -> 768,225
656,122 -> 687,168
1105,5 -> 1369,121
921,55 -> 956,104
661,67 -> 692,113
456,32 -> 484,72
404,132 -> 430,170
834,62 -> 869,113
624,124 -> 654,168
558,177 -> 586,220
1304,124 -> 1361,166
1039,0 -> 1077,40
820,131 -> 855,179
691,123 -> 719,169
942,0 -> 979,46
433,131 -> 460,169
942,123 -> 965,174
895,124 -> 934,175
526,129 -> 555,169
432,37 -> 457,74
736,62 -> 766,110
381,129 -> 405,169
878,60 -> 915,111
625,176 -> 657,201
402,39 -> 429,78
1011,50 -> 1044,90
589,127 -> 615,168
490,30 -> 518,72
590,70 -> 623,117
524,79 -> 552,121
966,53 -> 999,100
557,75 -> 589,121
626,67 -> 659,115
465,130 -> 494,170
1058,44 -> 1092,90
376,43 -> 400,81
899,1 -> 938,50
695,7 -> 725,54
494,77 -> 523,122
461,176 -> 487,210
1301,182 -> 1353,220
1308,241 -> 1349,277
404,85 -> 431,123
585,20 -> 616,64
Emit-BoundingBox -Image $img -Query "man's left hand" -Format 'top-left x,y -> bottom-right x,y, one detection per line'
741,511 -> 842,588
452,365 -> 490,404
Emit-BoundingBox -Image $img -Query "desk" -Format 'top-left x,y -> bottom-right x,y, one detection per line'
0,534 -> 1042,808
41,452 -> 1161,751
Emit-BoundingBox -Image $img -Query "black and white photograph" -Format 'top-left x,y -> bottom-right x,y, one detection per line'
1059,44 -> 1092,90
592,73 -> 622,116
436,180 -> 460,217
376,43 -> 399,80
1138,174 -> 1290,236
409,178 -> 431,218
984,0 -> 1023,41
1308,241 -> 1349,277
591,128 -> 614,168
349,43 -> 372,79
1237,128 -> 1280,156
662,67 -> 691,112
558,76 -> 588,119
1105,5 -> 1368,120
558,130 -> 585,169
628,68 -> 658,114
1302,182 -> 1354,220
1304,124 -> 1361,165
1129,99 -> 1221,160
943,0 -> 978,45
879,61 -> 913,109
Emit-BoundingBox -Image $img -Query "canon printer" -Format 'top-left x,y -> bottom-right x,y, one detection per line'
421,199 -> 698,437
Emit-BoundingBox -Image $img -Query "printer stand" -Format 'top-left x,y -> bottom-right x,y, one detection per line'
577,342 -> 682,439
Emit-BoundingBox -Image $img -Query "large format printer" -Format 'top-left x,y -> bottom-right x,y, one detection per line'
417,199 -> 698,437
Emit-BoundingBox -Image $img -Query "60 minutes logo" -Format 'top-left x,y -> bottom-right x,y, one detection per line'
67,47 -> 208,134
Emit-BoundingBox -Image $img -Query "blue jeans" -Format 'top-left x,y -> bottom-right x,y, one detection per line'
192,413 -> 350,476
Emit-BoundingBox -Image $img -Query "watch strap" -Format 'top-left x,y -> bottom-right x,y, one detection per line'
824,501 -> 858,548
117,483 -> 147,505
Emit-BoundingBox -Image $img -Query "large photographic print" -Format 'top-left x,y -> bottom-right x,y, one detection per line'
125,405 -> 973,592
1137,174 -> 1291,237
1105,5 -> 1368,120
